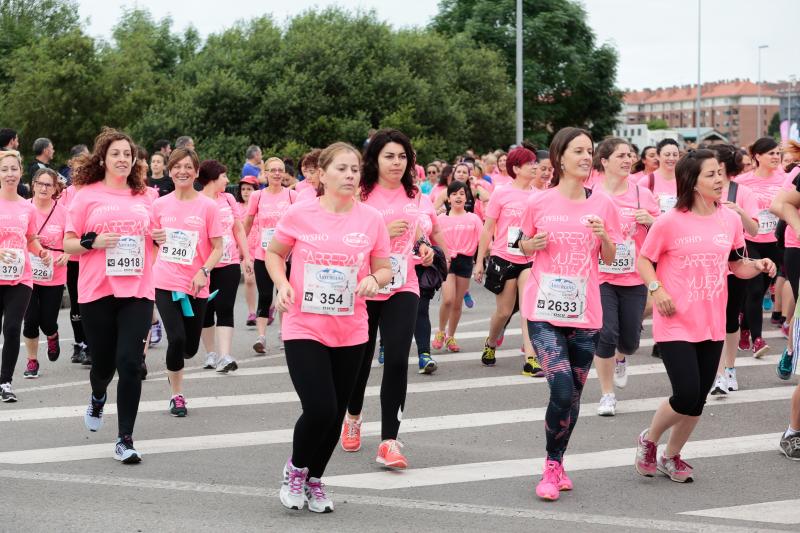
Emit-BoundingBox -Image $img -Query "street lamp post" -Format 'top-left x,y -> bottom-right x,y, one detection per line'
757,44 -> 768,138
789,74 -> 797,129
695,0 -> 701,144
515,0 -> 523,145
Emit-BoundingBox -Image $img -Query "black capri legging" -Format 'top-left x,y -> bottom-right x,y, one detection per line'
725,274 -> 749,334
23,284 -> 65,339
285,339 -> 365,478
347,291 -> 419,440
0,284 -> 32,384
784,247 -> 800,300
155,289 -> 207,372
743,240 -> 782,339
659,340 -> 723,417
66,261 -> 86,345
202,264 -> 241,328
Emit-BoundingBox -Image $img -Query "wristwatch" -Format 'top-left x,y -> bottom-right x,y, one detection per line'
648,280 -> 661,294
200,267 -> 210,278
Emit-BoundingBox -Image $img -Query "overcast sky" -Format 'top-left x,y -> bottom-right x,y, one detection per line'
77,0 -> 799,90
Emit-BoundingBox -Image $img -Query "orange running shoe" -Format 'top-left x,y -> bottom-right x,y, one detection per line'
376,439 -> 407,469
432,331 -> 446,350
445,336 -> 460,352
340,416 -> 362,452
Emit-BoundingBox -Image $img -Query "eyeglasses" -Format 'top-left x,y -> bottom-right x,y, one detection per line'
34,181 -> 53,189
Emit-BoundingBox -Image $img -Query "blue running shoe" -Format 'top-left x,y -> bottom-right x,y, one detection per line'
777,348 -> 795,380
464,291 -> 474,309
378,344 -> 384,365
763,294 -> 773,312
418,353 -> 437,374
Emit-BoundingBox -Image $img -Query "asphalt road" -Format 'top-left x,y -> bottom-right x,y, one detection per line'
1,281 -> 798,532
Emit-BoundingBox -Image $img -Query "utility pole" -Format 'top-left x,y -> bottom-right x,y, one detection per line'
757,44 -> 768,138
695,0 -> 701,144
515,0 -> 523,145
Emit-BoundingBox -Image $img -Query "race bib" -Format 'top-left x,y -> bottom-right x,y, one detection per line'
301,263 -> 357,316
159,228 -> 199,265
757,209 -> 779,235
599,239 -> 636,274
221,235 -> 233,263
658,194 -> 677,214
507,226 -> 525,256
261,228 -> 276,249
378,253 -> 408,295
30,253 -> 53,282
534,273 -> 587,323
0,248 -> 25,281
106,235 -> 145,276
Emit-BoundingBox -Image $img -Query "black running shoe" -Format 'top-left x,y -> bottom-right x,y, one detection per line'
140,356 -> 148,381
80,347 -> 92,366
71,344 -> 83,363
651,343 -> 661,359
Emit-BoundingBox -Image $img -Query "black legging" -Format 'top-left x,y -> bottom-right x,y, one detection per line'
785,247 -> 800,300
202,264 -> 240,328
81,296 -> 153,437
744,240 -> 782,339
23,284 -> 65,339
659,340 -> 723,416
254,259 -> 274,319
414,292 -> 433,355
66,261 -> 87,346
155,289 -> 207,372
0,284 -> 32,384
285,339 -> 365,478
725,274 -> 748,334
347,291 -> 419,440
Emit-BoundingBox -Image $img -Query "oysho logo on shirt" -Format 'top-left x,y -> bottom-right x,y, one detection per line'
300,233 -> 329,243
184,215 -> 204,228
90,205 -> 120,217
342,232 -> 370,248
541,215 -> 569,223
675,235 -> 702,246
160,216 -> 177,224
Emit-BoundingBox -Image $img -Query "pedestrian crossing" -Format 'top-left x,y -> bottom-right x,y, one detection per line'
2,305 -> 798,530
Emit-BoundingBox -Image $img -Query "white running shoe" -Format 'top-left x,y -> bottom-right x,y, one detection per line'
215,355 -> 238,373
710,374 -> 727,396
597,393 -> 616,416
305,477 -> 334,513
280,460 -> 308,510
725,367 -> 738,391
203,352 -> 218,369
613,358 -> 628,389
84,394 -> 105,432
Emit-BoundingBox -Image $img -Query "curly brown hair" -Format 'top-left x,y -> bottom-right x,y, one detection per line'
71,127 -> 148,194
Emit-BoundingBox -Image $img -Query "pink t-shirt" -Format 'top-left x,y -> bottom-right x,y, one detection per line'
734,169 -> 787,243
437,212 -> 482,257
628,170 -> 645,183
491,173 -> 513,189
66,182 -> 156,303
213,192 -> 242,268
595,182 -> 661,287
781,176 -> 800,248
637,171 -> 678,214
723,181 -> 760,226
246,187 -> 297,261
519,188 -> 623,329
640,207 -> 745,343
240,201 -> 259,258
362,184 -> 424,300
0,198 -> 37,288
31,200 -> 69,287
273,199 -> 391,347
296,186 -> 317,203
485,184 -> 539,264
429,184 -> 447,203
61,186 -> 80,263
412,195 -> 437,267
152,193 -> 224,298
295,180 -> 312,194
584,170 -> 604,189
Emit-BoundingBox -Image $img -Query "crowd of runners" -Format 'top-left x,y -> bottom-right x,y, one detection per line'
0,124 -> 799,512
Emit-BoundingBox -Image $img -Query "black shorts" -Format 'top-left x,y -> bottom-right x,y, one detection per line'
484,255 -> 532,295
597,283 -> 648,358
449,254 -> 474,278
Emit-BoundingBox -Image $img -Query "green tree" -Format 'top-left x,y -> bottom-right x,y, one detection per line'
647,119 -> 669,130
432,0 -> 623,144
768,111 -> 782,139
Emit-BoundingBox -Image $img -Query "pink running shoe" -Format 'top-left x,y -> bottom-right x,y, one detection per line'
738,329 -> 751,351
752,336 -> 769,358
431,331 -> 446,350
340,417 -> 362,452
536,460 -> 561,501
635,428 -> 657,477
557,464 -> 573,491
445,336 -> 460,353
657,454 -> 693,483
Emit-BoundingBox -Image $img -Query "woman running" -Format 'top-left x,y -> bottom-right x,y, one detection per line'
267,142 -> 391,513
295,149 -> 322,202
638,139 -> 679,215
518,128 -> 621,501
491,151 -> 512,188
433,181 -> 482,353
238,176 -> 259,326
243,157 -> 297,354
22,168 -> 69,379
592,138 -> 659,416
634,149 -> 775,483
199,160 -> 252,373
629,145 -> 659,183
473,145 -> 543,376
153,148 -> 224,416
707,145 -> 759,395
0,150 -> 50,401
64,128 -> 155,463
432,162 -> 490,215
735,137 -> 786,357
341,128 -> 435,469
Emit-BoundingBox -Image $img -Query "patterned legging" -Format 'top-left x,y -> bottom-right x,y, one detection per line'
527,321 -> 599,463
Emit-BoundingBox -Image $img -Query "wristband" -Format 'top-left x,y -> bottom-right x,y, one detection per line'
80,232 -> 97,250
200,266 -> 210,278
